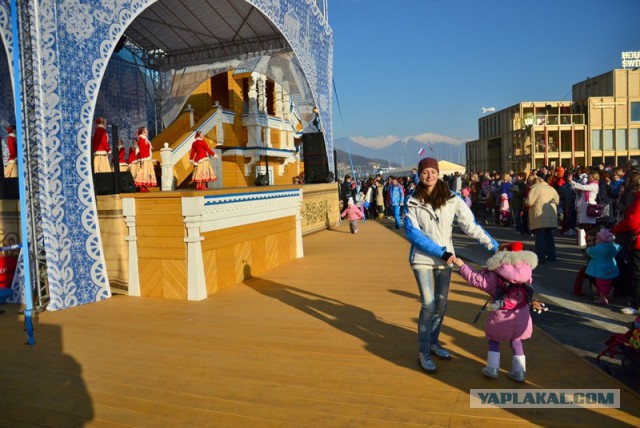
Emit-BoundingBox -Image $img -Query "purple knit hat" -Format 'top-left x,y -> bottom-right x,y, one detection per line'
596,229 -> 615,243
418,157 -> 439,174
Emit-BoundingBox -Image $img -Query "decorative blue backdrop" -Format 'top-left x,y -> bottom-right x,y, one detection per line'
0,0 -> 333,310
95,50 -> 155,150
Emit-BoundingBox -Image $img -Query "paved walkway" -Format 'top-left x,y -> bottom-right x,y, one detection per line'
0,219 -> 639,426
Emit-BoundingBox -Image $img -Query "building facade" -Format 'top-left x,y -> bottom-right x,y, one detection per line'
573,69 -> 640,168
467,68 -> 640,173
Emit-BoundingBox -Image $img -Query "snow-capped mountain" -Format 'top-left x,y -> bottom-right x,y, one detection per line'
333,133 -> 468,168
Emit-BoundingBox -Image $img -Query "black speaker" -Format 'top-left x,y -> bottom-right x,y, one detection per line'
93,172 -> 136,195
302,132 -> 326,155
303,132 -> 332,184
1,178 -> 19,199
323,171 -> 335,183
119,172 -> 136,193
254,174 -> 269,186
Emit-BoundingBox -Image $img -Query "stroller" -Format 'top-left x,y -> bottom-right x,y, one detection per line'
596,316 -> 640,375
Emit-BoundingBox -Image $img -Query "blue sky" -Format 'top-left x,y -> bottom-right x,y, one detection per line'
329,0 -> 640,145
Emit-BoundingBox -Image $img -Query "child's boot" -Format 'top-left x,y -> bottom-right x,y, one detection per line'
606,287 -> 615,301
593,294 -> 608,305
509,355 -> 526,382
481,351 -> 500,378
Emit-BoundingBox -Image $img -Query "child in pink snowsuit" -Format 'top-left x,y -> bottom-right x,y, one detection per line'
461,187 -> 472,209
341,198 -> 364,234
499,192 -> 511,226
453,242 -> 543,382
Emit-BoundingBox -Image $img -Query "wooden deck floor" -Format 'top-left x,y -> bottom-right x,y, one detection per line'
1,220 -> 639,427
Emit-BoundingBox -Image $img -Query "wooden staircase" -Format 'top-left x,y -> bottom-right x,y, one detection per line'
151,107 -> 232,188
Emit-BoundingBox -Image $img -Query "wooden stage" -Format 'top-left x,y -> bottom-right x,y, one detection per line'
1,220 -> 639,427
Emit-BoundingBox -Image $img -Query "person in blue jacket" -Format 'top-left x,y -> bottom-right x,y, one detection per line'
389,177 -> 405,229
586,228 -> 622,304
404,157 -> 500,373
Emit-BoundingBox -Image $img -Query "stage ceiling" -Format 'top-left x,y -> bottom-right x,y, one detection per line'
125,0 -> 291,70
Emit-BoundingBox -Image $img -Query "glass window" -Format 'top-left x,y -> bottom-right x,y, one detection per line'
603,129 -> 614,150
632,102 -> 640,122
630,129 -> 640,150
592,130 -> 602,151
617,129 -> 627,151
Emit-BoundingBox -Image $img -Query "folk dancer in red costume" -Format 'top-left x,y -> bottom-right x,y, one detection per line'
3,125 -> 17,178
134,127 -> 157,192
117,139 -> 128,172
128,138 -> 139,179
189,131 -> 217,190
92,117 -> 112,173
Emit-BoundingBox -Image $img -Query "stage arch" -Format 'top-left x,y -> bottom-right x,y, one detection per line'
13,0 -> 332,310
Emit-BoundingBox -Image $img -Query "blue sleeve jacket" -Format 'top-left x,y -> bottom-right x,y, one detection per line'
403,192 -> 499,268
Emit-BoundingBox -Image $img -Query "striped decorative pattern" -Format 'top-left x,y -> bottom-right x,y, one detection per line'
300,182 -> 340,235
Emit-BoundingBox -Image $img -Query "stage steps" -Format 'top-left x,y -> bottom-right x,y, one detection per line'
151,106 -> 234,188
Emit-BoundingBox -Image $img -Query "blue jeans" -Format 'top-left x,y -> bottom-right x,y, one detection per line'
413,268 -> 452,353
534,228 -> 557,262
393,205 -> 401,228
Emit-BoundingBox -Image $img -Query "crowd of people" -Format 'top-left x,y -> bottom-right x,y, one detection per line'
457,161 -> 639,314
341,160 -> 640,312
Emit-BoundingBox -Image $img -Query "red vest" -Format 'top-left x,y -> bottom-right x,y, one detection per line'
137,136 -> 152,160
128,147 -> 138,164
92,126 -> 110,153
118,146 -> 126,164
6,133 -> 16,160
190,138 -> 215,163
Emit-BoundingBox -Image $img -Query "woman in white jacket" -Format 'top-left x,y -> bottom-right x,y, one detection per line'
404,157 -> 500,373
569,170 -> 600,232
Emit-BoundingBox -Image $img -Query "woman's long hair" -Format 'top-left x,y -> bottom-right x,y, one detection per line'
412,179 -> 453,210
626,171 -> 640,192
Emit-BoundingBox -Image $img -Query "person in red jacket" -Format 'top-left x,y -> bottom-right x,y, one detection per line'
189,131 -> 217,190
4,125 -> 17,178
117,139 -> 128,172
128,139 -> 139,179
611,171 -> 640,315
133,127 -> 157,192
92,117 -> 112,173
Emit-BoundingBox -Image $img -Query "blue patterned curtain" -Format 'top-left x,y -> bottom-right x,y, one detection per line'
95,50 -> 156,149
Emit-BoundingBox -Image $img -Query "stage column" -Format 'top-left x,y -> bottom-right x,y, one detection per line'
181,197 -> 207,301
123,198 -> 140,296
246,73 -> 263,147
213,102 -> 225,146
296,190 -> 304,259
160,143 -> 174,191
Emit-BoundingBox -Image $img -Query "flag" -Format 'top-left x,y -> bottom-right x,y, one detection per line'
418,147 -> 425,156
